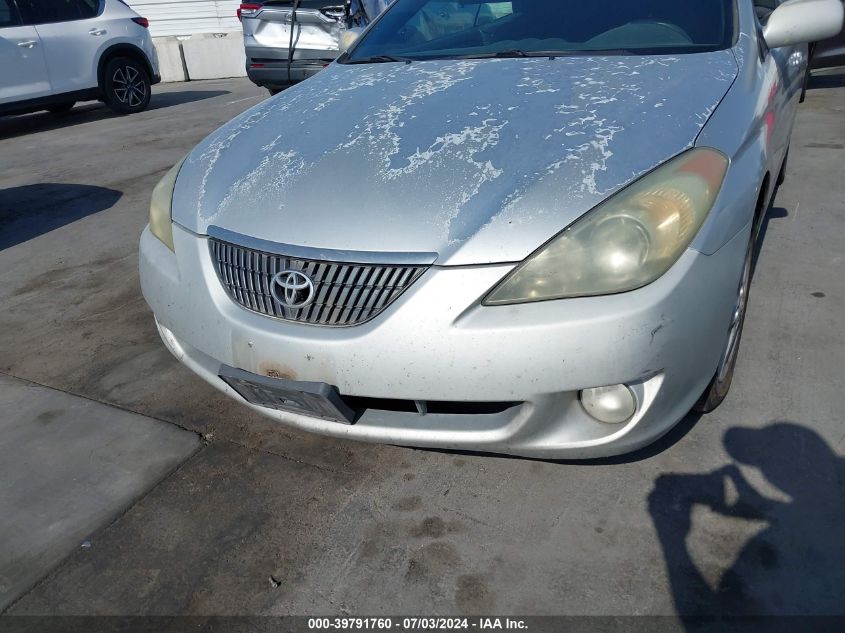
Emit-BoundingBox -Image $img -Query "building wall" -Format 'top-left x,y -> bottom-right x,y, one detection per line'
124,0 -> 247,82
125,0 -> 241,37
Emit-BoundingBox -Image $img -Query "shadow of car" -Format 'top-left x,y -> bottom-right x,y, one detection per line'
0,183 -> 122,250
0,90 -> 230,140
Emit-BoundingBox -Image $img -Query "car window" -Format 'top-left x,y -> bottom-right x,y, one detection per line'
17,0 -> 100,24
77,0 -> 100,16
394,1 -> 512,44
0,0 -> 20,27
346,0 -> 735,61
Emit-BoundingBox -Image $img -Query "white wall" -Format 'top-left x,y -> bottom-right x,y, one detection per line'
124,0 -> 247,82
125,0 -> 241,37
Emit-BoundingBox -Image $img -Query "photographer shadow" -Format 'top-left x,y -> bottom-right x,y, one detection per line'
648,423 -> 845,624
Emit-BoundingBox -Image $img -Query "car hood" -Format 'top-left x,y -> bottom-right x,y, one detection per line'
173,52 -> 737,265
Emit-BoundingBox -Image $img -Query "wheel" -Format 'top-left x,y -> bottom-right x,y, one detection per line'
47,101 -> 75,114
102,57 -> 151,114
268,88 -> 282,96
693,231 -> 754,413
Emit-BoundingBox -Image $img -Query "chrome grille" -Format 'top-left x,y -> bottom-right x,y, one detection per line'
209,239 -> 429,327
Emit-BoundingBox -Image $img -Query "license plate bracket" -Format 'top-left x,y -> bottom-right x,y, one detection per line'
219,365 -> 356,424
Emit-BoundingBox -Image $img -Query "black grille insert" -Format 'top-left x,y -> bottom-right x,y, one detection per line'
341,396 -> 521,416
209,239 -> 429,327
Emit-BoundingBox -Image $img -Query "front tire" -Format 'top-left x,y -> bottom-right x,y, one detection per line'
102,57 -> 151,114
694,231 -> 754,413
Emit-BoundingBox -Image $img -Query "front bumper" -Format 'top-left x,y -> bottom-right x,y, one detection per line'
140,223 -> 749,458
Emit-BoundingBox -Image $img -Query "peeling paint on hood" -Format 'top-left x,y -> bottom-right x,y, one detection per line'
172,52 -> 738,265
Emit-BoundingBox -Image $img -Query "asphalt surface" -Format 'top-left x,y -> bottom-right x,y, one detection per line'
0,75 -> 843,621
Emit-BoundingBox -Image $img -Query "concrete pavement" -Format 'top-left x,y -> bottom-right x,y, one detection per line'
0,375 -> 199,610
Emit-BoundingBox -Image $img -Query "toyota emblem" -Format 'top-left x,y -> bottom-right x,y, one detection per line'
270,269 -> 316,309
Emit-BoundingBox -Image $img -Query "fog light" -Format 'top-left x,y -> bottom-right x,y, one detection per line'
579,384 -> 636,424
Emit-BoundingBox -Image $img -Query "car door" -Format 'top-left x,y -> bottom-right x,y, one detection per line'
0,0 -> 51,104
16,0 -> 103,94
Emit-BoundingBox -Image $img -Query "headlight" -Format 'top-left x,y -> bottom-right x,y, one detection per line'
484,148 -> 728,305
149,156 -> 187,251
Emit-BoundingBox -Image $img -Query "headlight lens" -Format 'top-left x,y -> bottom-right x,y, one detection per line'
149,156 -> 186,251
484,148 -> 728,305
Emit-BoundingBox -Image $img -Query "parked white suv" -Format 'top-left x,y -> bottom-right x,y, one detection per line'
0,0 -> 160,116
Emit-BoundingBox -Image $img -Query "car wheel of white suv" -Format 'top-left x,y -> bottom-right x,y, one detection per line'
102,57 -> 151,115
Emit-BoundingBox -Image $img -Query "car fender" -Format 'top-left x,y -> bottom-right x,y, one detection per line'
93,39 -> 157,89
693,19 -> 785,255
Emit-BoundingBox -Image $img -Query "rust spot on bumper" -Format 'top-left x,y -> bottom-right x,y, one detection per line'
259,361 -> 297,381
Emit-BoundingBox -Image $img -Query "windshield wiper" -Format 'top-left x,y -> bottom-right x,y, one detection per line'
464,49 -> 530,59
456,49 -> 563,59
492,48 -> 529,58
345,55 -> 414,64
455,48 -> 641,60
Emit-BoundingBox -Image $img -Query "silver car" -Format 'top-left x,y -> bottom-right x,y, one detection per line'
810,0 -> 845,68
238,0 -> 387,93
140,0 -> 843,459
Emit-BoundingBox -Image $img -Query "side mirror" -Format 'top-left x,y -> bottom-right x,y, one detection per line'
763,0 -> 844,49
339,27 -> 364,54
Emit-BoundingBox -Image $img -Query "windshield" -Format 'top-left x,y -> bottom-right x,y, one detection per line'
344,0 -> 735,62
